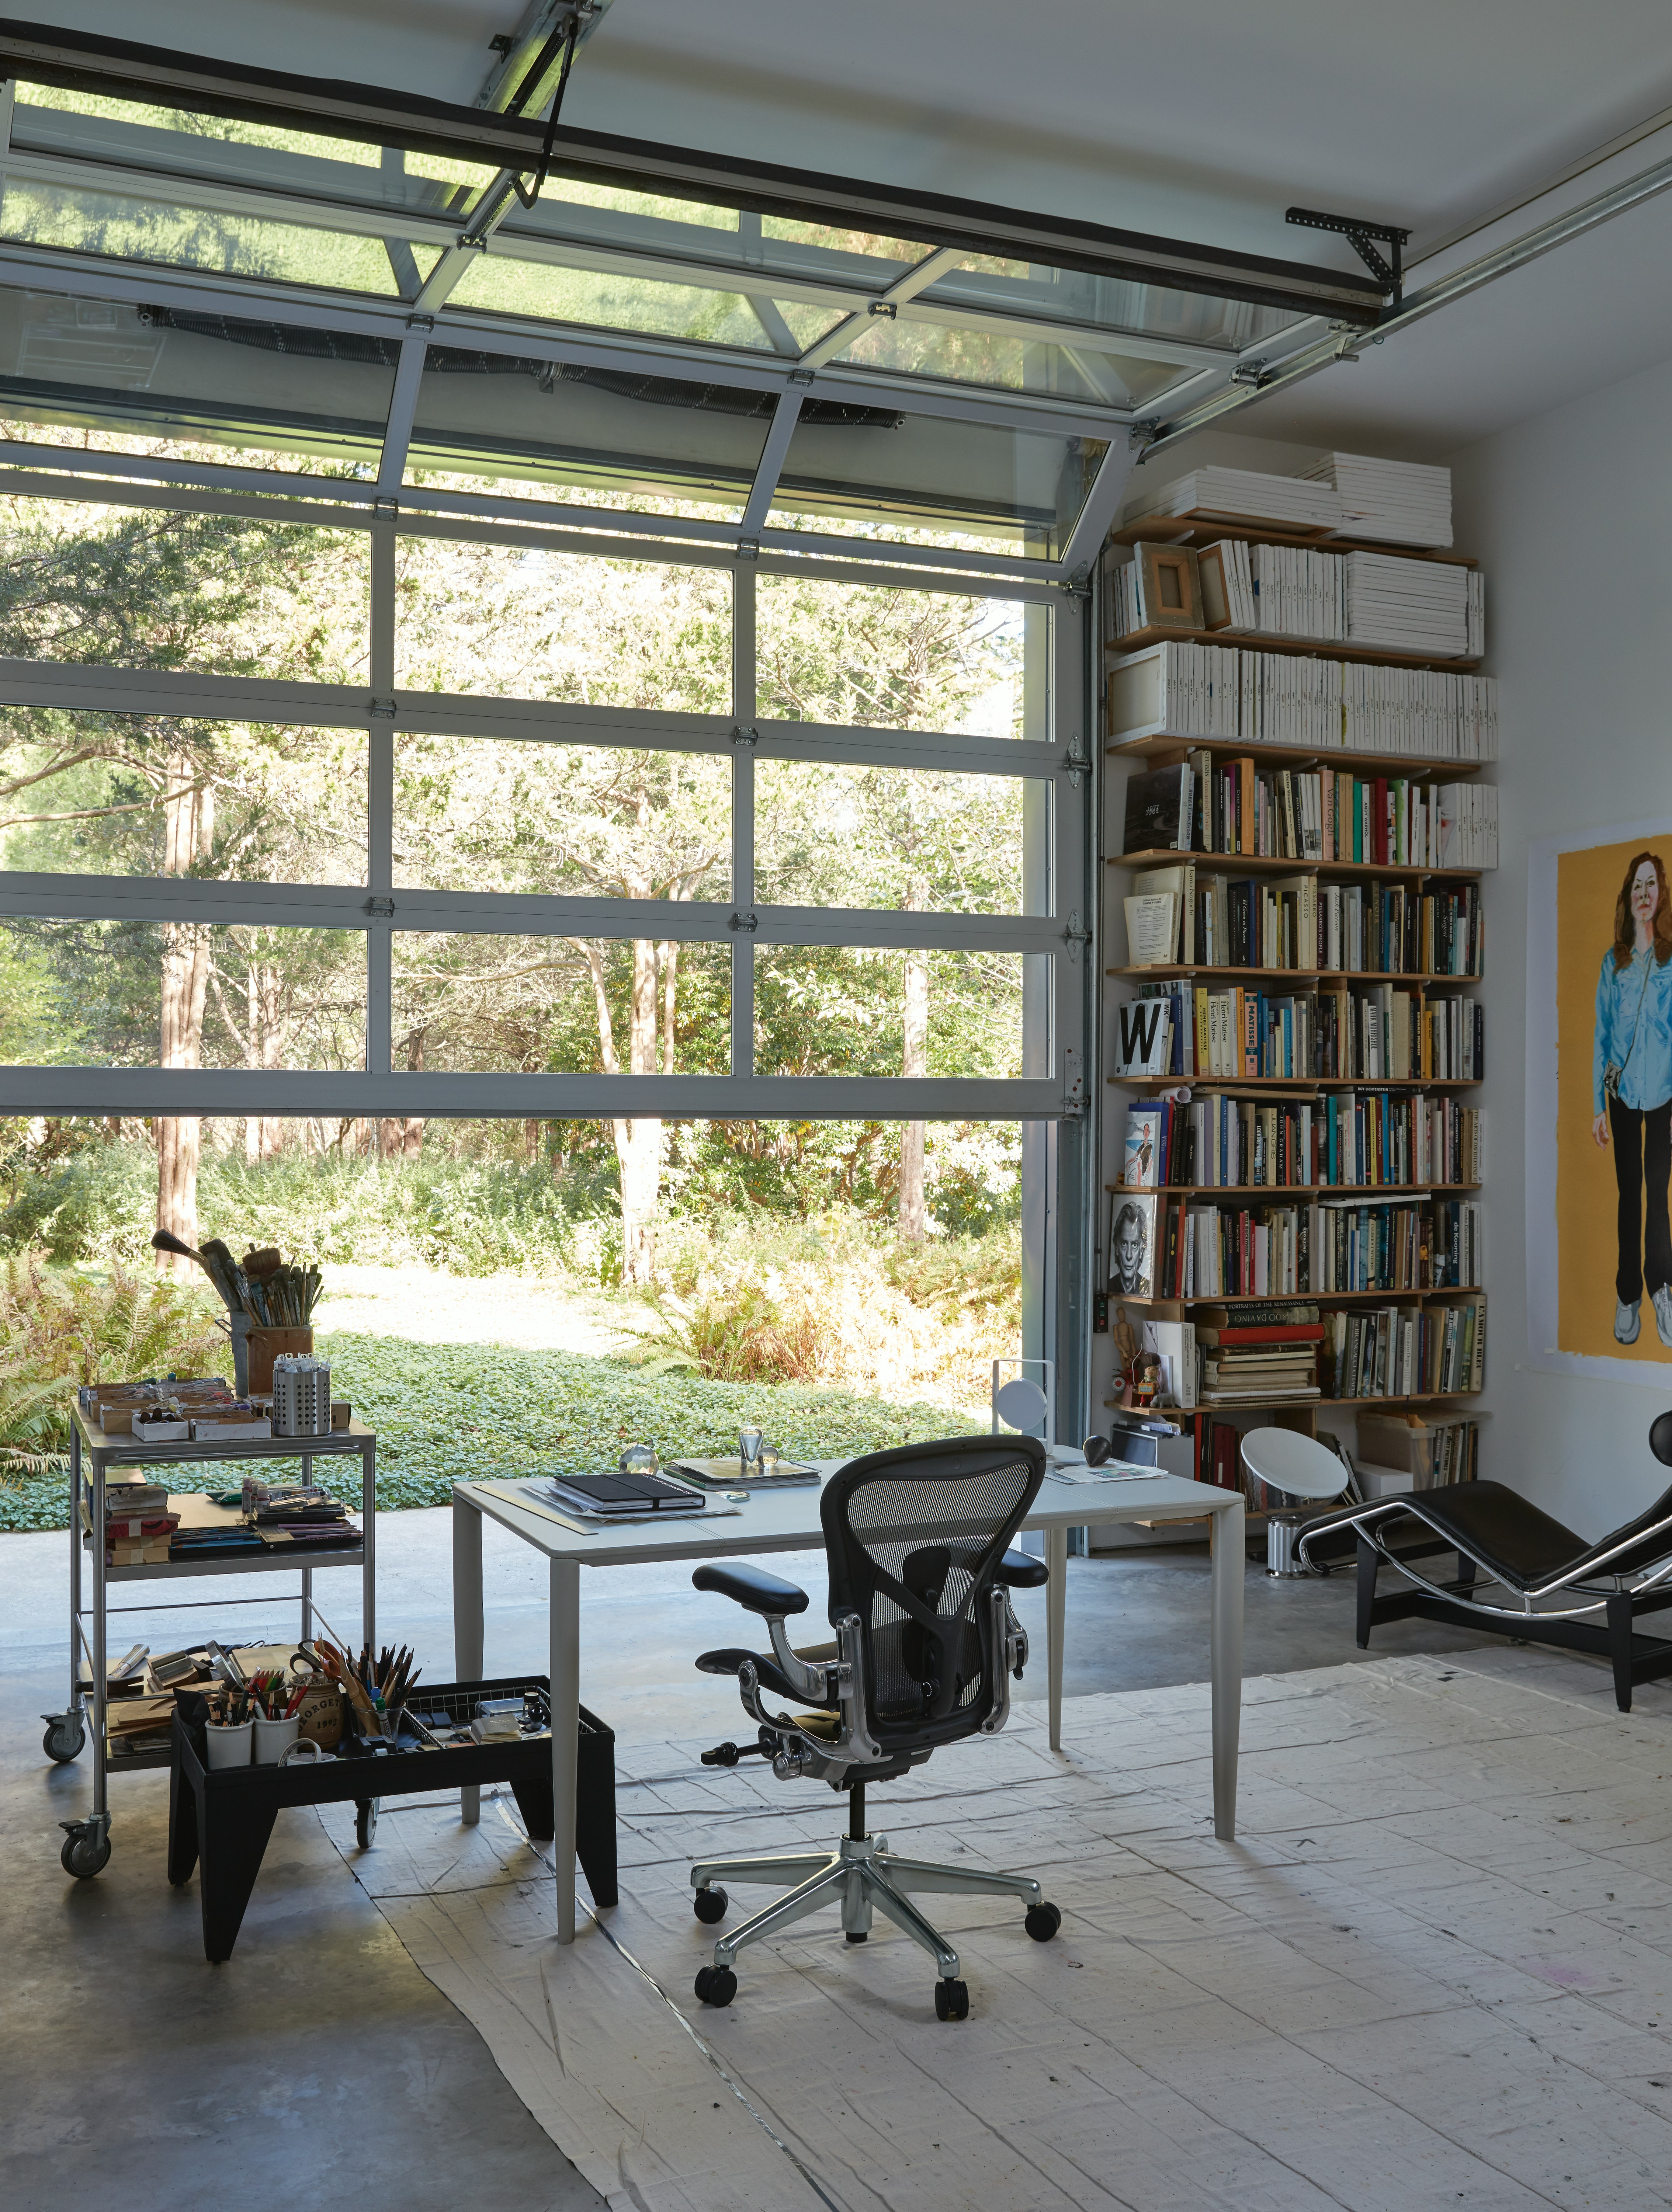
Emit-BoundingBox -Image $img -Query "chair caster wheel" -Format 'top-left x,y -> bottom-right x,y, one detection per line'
42,1717 -> 85,1764
1026,1902 -> 1063,1941
844,1930 -> 868,1944
60,1822 -> 111,1879
693,1885 -> 728,1924
355,1799 -> 379,1849
934,1978 -> 969,2021
694,1965 -> 736,2007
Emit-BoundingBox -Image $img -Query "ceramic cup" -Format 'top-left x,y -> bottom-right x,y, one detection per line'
204,1717 -> 254,1770
252,1712 -> 301,1766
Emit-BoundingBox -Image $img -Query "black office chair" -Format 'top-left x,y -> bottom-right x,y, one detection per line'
686,1434 -> 1063,2021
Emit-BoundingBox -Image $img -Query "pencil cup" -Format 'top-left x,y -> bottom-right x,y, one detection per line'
253,1713 -> 300,1765
205,1717 -> 254,1770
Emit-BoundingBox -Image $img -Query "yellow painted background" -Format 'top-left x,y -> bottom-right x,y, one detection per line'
1557,836 -> 1672,1361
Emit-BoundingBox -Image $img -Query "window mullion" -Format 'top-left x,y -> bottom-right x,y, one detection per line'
731,566 -> 756,1080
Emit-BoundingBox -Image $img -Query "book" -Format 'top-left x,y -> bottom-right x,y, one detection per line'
666,1458 -> 820,1489
1124,893 -> 1179,967
536,1469 -> 708,1516
1122,764 -> 1194,853
1110,998 -> 1173,1078
1142,1318 -> 1197,1409
1121,1104 -> 1164,1189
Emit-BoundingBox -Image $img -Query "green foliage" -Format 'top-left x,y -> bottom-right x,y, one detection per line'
0,1329 -> 975,1527
0,1255 -> 224,1482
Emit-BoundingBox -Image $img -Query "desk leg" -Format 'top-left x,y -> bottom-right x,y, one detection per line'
1045,1524 -> 1068,1753
1210,1497 -> 1244,1841
551,1556 -> 580,1945
453,1495 -> 484,1827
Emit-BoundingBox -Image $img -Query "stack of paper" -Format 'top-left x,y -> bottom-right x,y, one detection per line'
1345,551 -> 1471,656
1303,453 -> 1453,547
1124,467 -> 1343,532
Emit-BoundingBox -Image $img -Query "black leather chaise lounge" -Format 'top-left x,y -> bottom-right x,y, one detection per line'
1297,1412 -> 1672,1711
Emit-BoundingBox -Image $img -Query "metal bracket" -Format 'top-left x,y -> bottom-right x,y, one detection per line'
1128,418 -> 1158,453
1229,357 -> 1271,389
365,897 -> 395,918
788,368 -> 816,385
405,312 -> 435,333
1286,205 -> 1409,305
735,536 -> 760,563
1061,738 -> 1091,790
1058,573 -> 1092,602
727,910 -> 758,933
1061,909 -> 1092,961
867,299 -> 898,319
371,497 -> 399,519
368,695 -> 397,717
729,724 -> 758,747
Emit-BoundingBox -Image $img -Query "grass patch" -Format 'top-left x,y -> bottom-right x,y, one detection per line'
0,1329 -> 975,1530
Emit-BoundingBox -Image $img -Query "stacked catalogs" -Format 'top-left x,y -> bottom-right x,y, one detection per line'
1345,551 -> 1471,657
1433,782 -> 1499,867
1195,1306 -> 1322,1406
1124,466 -> 1343,532
1302,454 -> 1453,548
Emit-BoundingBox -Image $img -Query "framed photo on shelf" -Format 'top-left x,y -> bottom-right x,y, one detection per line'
1109,1191 -> 1157,1298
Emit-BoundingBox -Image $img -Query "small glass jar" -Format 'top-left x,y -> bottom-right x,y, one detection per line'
619,1442 -> 660,1478
738,1427 -> 764,1478
757,1440 -> 781,1478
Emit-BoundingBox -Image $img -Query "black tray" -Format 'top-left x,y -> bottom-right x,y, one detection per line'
167,1674 -> 617,1961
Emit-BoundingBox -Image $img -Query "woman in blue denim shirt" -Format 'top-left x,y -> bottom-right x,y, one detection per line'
1593,851 -> 1672,1345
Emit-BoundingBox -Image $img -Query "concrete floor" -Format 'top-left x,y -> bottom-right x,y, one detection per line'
0,1512 -> 1509,2212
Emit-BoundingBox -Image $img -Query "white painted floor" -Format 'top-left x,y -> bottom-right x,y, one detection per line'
329,1647 -> 1672,2212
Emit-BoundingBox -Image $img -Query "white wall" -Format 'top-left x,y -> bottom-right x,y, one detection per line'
1450,355 -> 1672,1537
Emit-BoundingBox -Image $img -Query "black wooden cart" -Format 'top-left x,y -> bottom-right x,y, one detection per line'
167,1675 -> 617,1960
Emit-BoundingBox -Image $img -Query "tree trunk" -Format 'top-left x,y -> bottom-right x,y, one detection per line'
899,885 -> 930,1242
155,757 -> 213,1276
401,1032 -> 427,1157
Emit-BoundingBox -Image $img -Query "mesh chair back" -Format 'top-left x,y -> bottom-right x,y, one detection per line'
821,1435 -> 1045,1754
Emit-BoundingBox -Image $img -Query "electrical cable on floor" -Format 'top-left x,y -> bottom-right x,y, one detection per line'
493,1797 -> 853,2212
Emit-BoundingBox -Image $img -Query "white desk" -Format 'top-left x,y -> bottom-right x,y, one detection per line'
451,1467 -> 1244,1942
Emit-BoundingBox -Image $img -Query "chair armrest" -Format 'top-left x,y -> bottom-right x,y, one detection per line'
995,1548 -> 1049,1590
692,1562 -> 811,1617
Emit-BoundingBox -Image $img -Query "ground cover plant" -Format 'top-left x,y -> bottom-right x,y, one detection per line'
0,1328 -> 971,1531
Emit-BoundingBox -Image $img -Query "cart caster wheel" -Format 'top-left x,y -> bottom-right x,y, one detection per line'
1026,1902 -> 1063,1941
693,1884 -> 728,1924
60,1825 -> 111,1879
42,1717 -> 85,1764
694,1965 -> 736,2007
355,1799 -> 379,1849
934,1977 -> 969,2021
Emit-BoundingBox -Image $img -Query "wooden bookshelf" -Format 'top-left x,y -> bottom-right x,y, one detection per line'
1105,625 -> 1478,673
1118,848 -> 1482,885
1109,733 -> 1487,778
1108,1075 -> 1482,1091
1110,1288 -> 1482,1307
1104,1182 -> 1481,1197
1105,966 -> 1482,984
1106,514 -> 1476,565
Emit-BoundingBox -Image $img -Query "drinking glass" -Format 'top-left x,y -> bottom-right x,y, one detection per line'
758,1441 -> 781,1478
738,1427 -> 764,1478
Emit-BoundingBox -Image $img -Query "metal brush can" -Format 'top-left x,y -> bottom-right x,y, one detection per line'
271,1354 -> 332,1437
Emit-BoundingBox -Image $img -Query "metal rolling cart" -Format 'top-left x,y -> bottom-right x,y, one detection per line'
45,1405 -> 376,1878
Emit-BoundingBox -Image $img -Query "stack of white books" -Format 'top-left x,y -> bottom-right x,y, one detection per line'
1302,453 -> 1453,547
1346,551 -> 1471,657
1124,467 -> 1342,532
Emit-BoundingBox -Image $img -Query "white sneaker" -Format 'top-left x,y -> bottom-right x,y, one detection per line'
1617,1299 -> 1642,1345
1656,1287 -> 1672,1350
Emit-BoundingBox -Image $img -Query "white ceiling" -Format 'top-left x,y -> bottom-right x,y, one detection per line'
43,0 -> 1672,452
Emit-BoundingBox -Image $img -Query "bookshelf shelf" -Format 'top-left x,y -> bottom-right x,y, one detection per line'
1105,625 -> 1480,674
1108,1075 -> 1483,1092
1104,1391 -> 1482,1411
1109,734 -> 1486,778
1107,515 -> 1477,567
1110,1290 -> 1484,1306
1118,849 -> 1482,884
1104,965 -> 1482,984
1104,1182 -> 1481,1197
